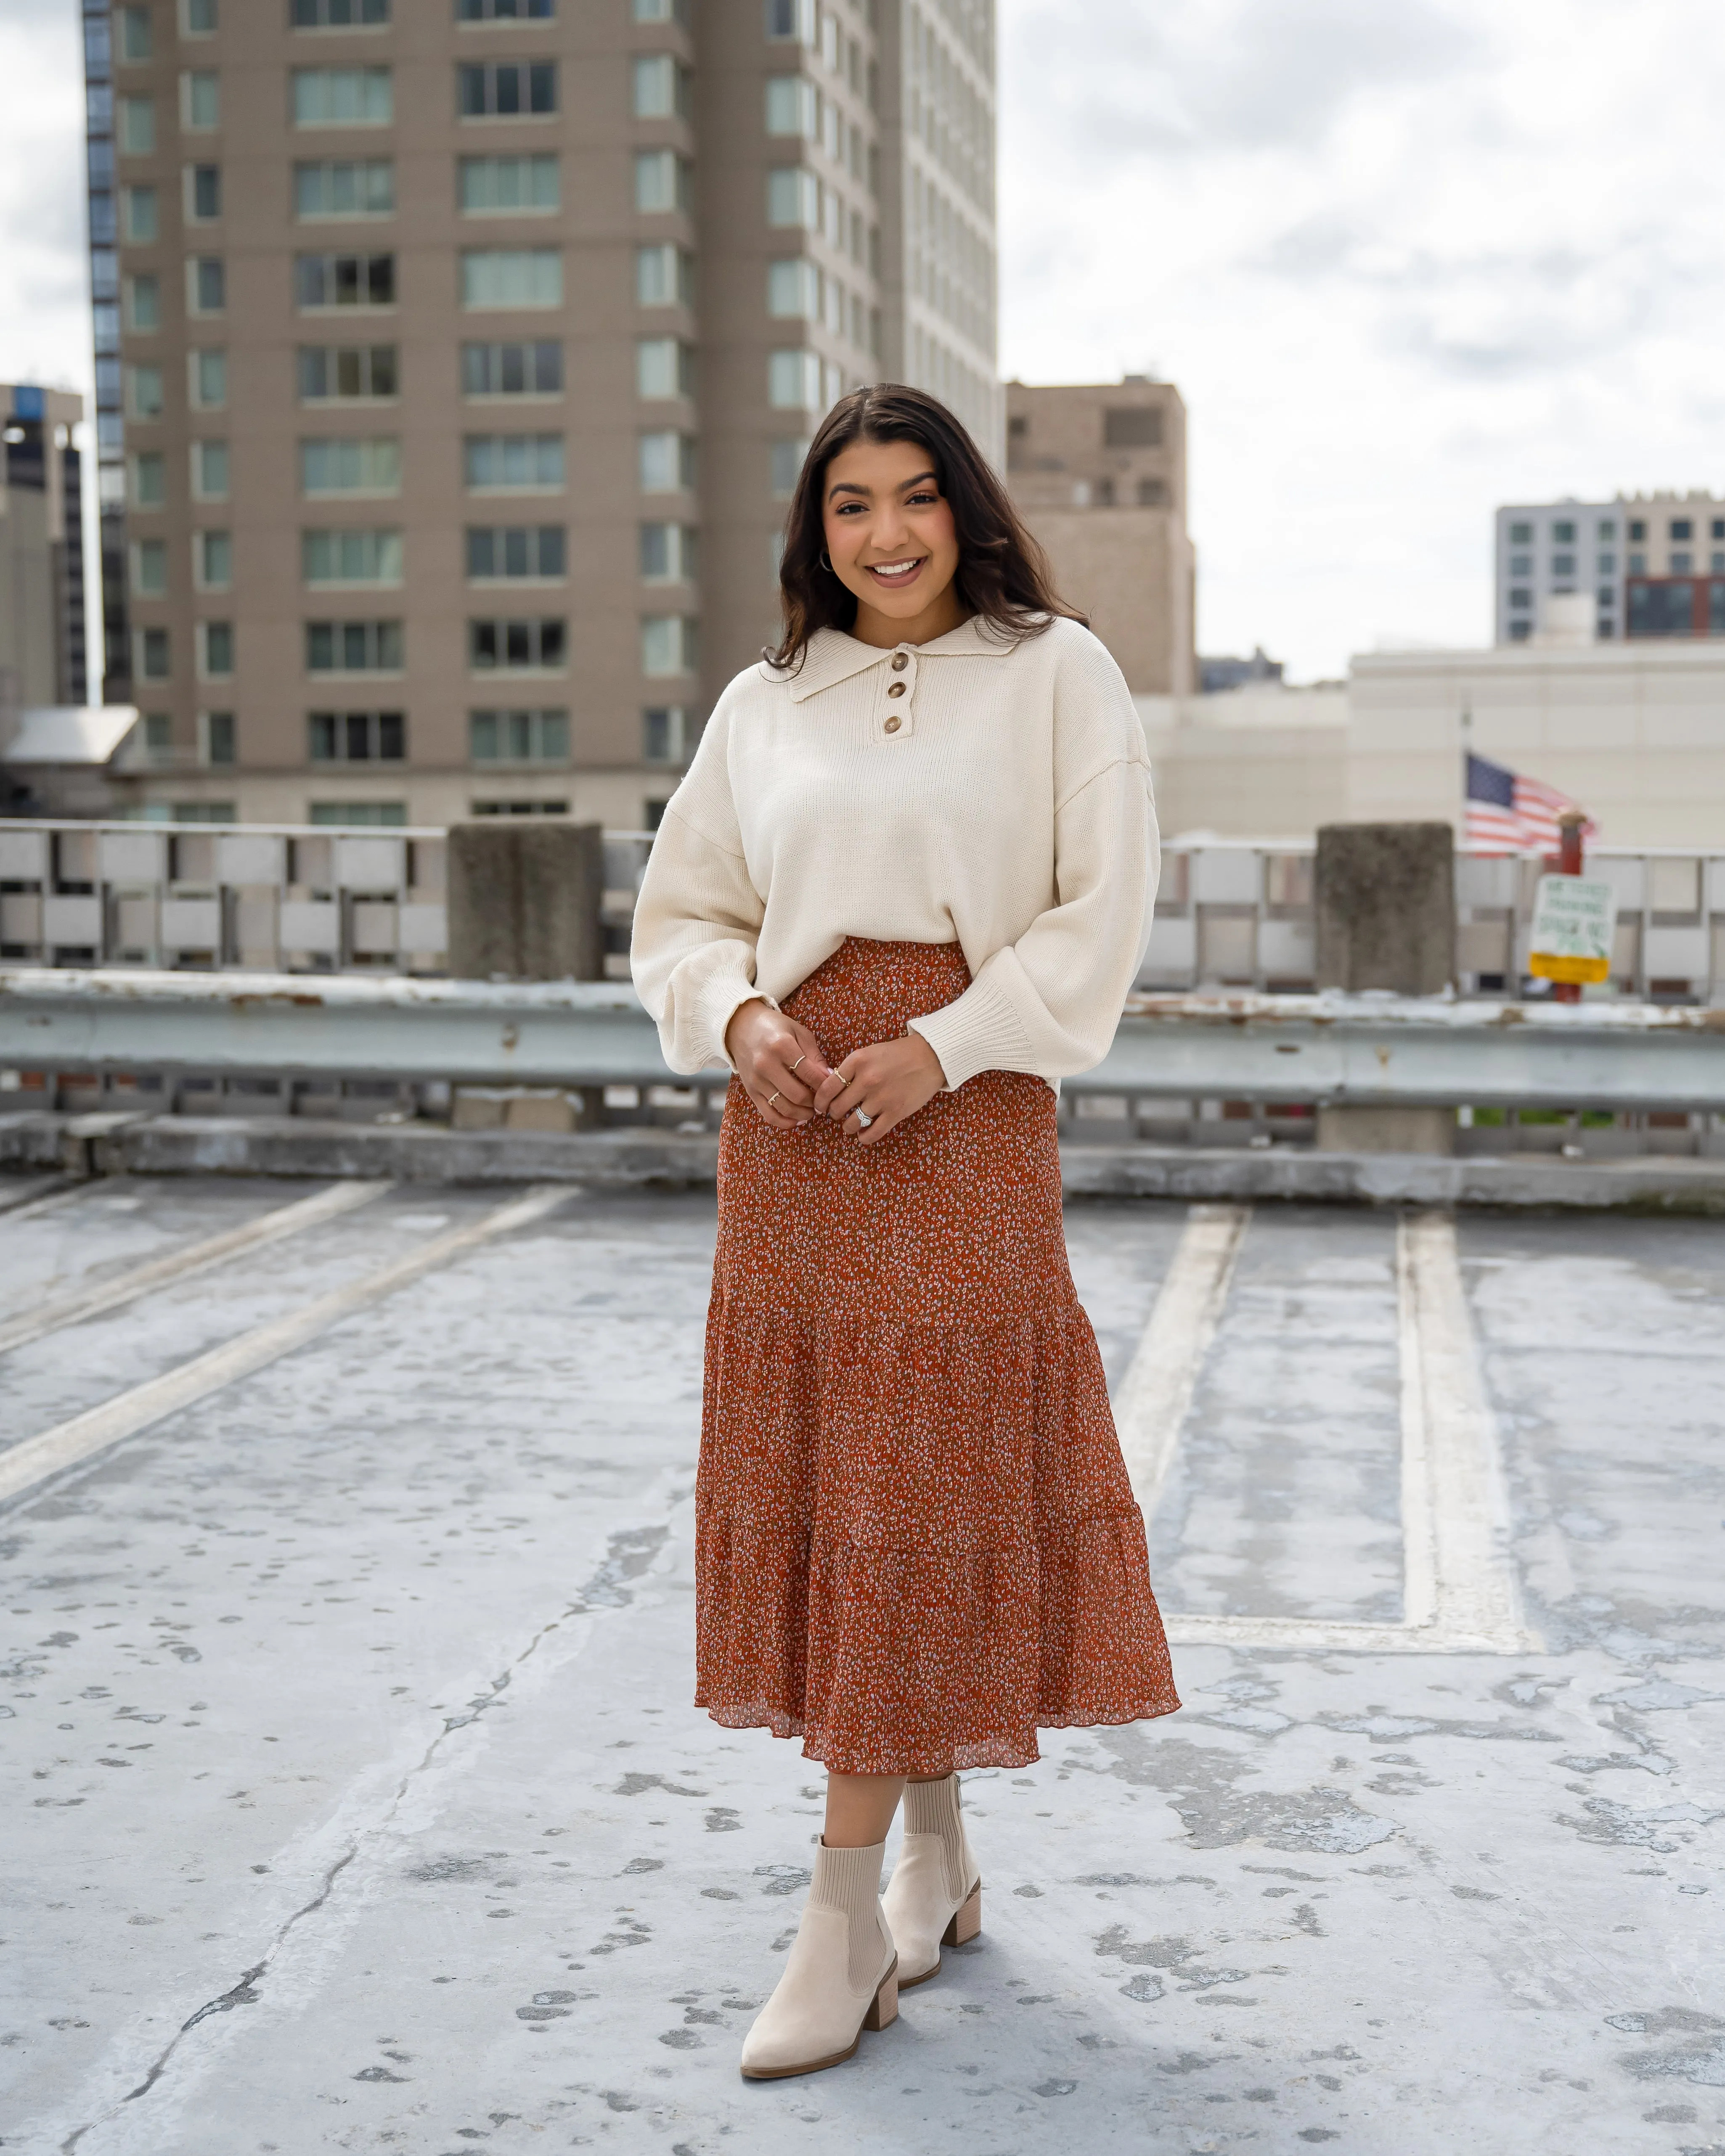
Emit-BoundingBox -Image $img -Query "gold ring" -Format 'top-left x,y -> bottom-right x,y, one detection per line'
836,1071 -> 854,1088
768,1090 -> 781,1110
790,1053 -> 806,1073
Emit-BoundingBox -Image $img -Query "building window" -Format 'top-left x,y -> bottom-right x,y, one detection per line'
636,243 -> 693,308
1508,588 -> 1531,609
641,616 -> 696,677
137,626 -> 172,680
767,167 -> 820,228
188,257 -> 226,315
1508,550 -> 1532,575
458,0 -> 556,19
638,430 -> 695,492
1714,553 -> 1725,575
1598,518 -> 1617,540
639,523 -> 696,582
202,711 -> 236,765
306,619 -> 404,672
1103,406 -> 1161,448
1507,520 -> 1533,545
459,153 -> 559,213
198,621 -> 235,677
1551,551 -> 1575,576
122,186 -> 159,243
126,273 -> 162,332
302,527 -> 404,585
1551,518 -> 1576,544
469,707 -> 568,763
131,538 -> 169,596
1629,551 -> 1646,573
1508,619 -> 1531,643
189,348 -> 228,408
1628,519 -> 1646,542
469,617 -> 566,669
181,71 -> 220,129
642,705 -> 686,762
632,0 -> 685,20
768,349 -> 821,410
461,339 -> 562,396
299,436 -> 401,494
1713,519 -> 1725,542
464,432 -> 564,489
309,709 -> 406,762
767,258 -> 820,318
310,802 -> 407,827
119,96 -> 156,155
634,149 -> 691,215
466,525 -> 565,578
1136,477 -> 1167,506
297,344 -> 398,400
633,54 -> 690,120
127,364 -> 165,420
294,159 -> 395,218
769,437 -> 807,500
292,68 -> 393,127
458,60 -> 558,116
195,530 -> 232,588
191,439 -> 229,500
118,5 -> 153,60
293,0 -> 390,20
766,0 -> 817,42
186,164 -> 223,221
765,76 -> 817,137
461,248 -> 562,308
636,337 -> 693,399
1596,550 -> 1615,575
1671,550 -> 1692,574
182,0 -> 220,34
295,252 -> 395,307
1670,518 -> 1693,541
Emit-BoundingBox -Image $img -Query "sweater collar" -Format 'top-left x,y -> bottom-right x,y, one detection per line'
771,616 -> 1021,704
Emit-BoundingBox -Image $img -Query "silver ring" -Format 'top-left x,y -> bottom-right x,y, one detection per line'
854,1110 -> 873,1129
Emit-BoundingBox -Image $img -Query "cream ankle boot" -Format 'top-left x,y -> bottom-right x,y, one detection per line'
882,1773 -> 981,1988
739,1840 -> 898,2080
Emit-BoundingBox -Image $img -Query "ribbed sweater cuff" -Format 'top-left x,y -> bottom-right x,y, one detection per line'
698,974 -> 776,1071
907,973 -> 1036,1091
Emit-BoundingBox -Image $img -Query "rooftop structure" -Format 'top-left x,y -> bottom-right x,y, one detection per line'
1493,488 -> 1725,646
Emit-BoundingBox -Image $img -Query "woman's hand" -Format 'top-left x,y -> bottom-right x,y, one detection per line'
724,999 -> 833,1130
812,1032 -> 947,1147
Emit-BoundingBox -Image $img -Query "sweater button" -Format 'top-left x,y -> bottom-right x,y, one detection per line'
886,681 -> 906,698
890,652 -> 909,671
884,714 -> 902,733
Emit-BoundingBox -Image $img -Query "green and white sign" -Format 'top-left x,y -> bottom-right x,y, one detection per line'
1528,874 -> 1616,985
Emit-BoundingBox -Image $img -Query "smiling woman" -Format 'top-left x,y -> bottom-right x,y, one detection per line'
631,382 -> 1179,2085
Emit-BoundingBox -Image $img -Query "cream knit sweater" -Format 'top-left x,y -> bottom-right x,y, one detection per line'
629,613 -> 1160,1091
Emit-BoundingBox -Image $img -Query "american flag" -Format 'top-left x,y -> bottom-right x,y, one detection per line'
1464,753 -> 1596,853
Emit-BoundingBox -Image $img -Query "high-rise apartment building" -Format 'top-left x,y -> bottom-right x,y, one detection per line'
1494,490 -> 1725,646
1004,377 -> 1195,695
81,0 -> 997,830
0,384 -> 89,733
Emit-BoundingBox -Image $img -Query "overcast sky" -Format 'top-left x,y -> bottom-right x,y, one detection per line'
3,1 -> 1722,681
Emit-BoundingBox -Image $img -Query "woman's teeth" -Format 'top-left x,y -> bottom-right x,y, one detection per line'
870,559 -> 921,579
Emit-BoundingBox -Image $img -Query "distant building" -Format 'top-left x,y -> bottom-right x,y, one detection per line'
1004,377 -> 1195,696
1200,645 -> 1282,695
0,384 -> 89,742
1494,490 -> 1725,646
80,0 -> 998,831
1,704 -> 139,820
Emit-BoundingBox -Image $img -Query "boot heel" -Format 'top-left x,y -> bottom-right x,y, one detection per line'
864,1960 -> 898,2032
942,1881 -> 982,1948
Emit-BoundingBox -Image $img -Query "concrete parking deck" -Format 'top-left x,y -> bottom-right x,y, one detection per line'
0,1177 -> 1721,2154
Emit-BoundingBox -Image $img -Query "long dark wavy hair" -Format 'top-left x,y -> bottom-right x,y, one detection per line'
767,383 -> 1084,671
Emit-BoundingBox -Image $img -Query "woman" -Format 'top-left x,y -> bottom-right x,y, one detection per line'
631,384 -> 1179,2081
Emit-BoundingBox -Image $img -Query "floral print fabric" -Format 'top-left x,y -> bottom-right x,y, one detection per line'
696,936 -> 1181,1773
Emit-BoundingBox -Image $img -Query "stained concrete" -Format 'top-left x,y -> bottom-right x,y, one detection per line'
0,1182 -> 1720,2153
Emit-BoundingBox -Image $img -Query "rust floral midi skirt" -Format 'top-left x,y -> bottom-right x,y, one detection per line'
696,936 -> 1180,1775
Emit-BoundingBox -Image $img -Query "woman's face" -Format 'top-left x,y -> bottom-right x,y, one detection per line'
820,435 -> 962,631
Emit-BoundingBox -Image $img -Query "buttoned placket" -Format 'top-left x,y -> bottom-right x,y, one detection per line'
875,642 -> 919,743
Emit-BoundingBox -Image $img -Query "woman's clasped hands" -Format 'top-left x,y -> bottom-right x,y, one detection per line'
724,1000 -> 948,1146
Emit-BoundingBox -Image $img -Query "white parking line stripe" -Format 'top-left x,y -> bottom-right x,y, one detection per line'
1396,1213 -> 1440,1632
0,1184 -> 571,1508
1114,1203 -> 1250,1517
1399,1209 -> 1534,1651
0,1180 -> 392,1356
0,1179 -> 91,1226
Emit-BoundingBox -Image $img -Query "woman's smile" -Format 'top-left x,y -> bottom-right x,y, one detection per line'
865,554 -> 927,586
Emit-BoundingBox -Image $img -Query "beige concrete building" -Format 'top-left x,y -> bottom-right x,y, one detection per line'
1004,377 -> 1195,696
82,0 -> 997,831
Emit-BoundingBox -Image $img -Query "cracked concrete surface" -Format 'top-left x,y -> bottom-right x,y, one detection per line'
0,1183 -> 1720,2153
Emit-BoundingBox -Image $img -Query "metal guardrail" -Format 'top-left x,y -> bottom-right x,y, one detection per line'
5,821 -> 1723,1004
3,968 -> 1722,1113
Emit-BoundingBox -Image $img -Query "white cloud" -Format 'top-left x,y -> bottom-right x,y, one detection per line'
999,0 -> 1725,677
0,1 -> 90,399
